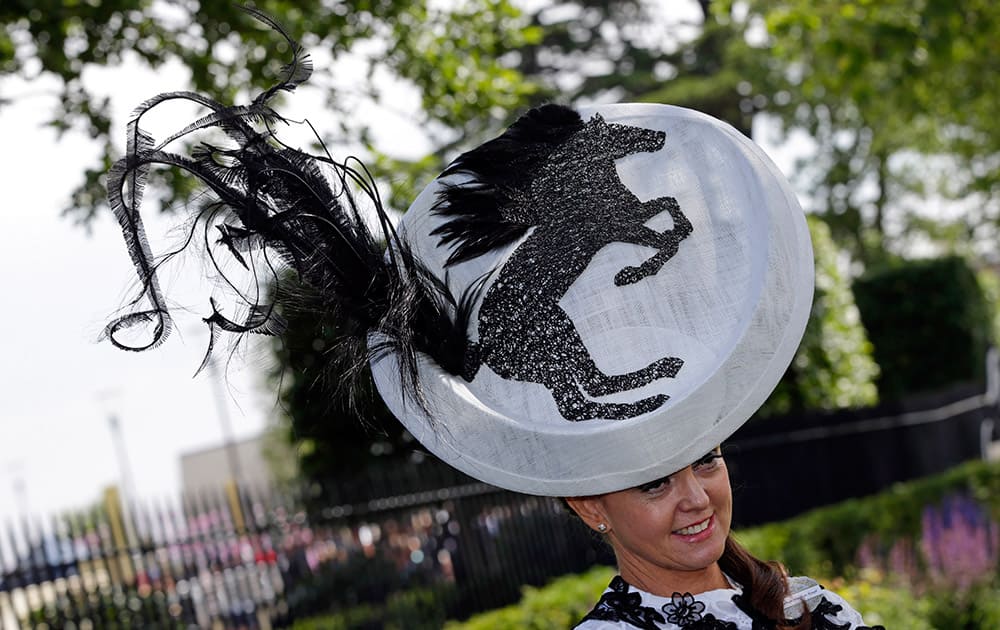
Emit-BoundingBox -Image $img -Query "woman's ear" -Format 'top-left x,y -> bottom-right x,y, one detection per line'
565,495 -> 609,532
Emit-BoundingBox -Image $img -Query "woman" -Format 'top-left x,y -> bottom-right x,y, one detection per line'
102,15 -> 880,629
567,448 -> 881,629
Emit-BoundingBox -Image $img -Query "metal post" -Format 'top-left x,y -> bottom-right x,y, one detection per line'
107,414 -> 142,568
983,347 -> 999,460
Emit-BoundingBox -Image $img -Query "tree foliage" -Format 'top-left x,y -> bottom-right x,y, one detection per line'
748,0 -> 1000,262
1,0 -> 544,221
2,1 -> 768,218
759,216 -> 879,417
11,1 -> 998,253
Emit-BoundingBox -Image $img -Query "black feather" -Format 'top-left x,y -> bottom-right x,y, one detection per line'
103,8 -> 476,413
431,104 -> 584,266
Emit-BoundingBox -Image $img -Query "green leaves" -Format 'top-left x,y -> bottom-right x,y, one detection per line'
385,1 -> 541,127
759,216 -> 879,417
2,1 -> 550,222
753,0 -> 1000,259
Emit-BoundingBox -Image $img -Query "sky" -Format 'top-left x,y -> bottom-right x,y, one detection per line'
0,65 -> 274,518
0,3 -> 812,519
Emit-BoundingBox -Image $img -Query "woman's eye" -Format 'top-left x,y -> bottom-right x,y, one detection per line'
692,452 -> 722,471
638,476 -> 672,493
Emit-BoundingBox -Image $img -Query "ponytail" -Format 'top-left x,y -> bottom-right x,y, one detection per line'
718,534 -> 810,629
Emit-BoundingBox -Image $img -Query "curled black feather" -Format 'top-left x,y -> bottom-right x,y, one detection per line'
103,7 -> 476,411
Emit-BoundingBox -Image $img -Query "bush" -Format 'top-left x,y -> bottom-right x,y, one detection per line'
760,216 -> 879,416
384,586 -> 452,629
975,268 -> 1000,345
736,459 -> 1000,578
926,583 -> 1000,630
853,255 -> 992,400
291,585 -> 453,630
825,570 -> 934,629
291,605 -> 379,630
443,566 -> 613,630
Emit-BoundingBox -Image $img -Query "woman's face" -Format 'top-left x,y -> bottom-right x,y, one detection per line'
568,449 -> 733,593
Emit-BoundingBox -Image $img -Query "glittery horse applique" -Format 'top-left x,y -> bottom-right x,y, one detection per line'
433,105 -> 692,421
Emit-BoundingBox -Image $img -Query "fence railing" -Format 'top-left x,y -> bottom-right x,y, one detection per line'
727,374 -> 999,526
0,462 -> 605,629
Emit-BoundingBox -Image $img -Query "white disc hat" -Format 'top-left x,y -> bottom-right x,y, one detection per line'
105,71 -> 811,497
370,103 -> 814,497
101,17 -> 811,498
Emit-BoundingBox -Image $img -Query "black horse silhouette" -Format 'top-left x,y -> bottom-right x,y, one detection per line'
434,105 -> 692,421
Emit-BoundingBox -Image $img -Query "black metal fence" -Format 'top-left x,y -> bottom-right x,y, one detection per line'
0,462 -> 605,629
727,380 -> 998,527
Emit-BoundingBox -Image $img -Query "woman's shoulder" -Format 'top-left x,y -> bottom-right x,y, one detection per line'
573,575 -> 743,629
574,574 -> 885,630
784,575 -> 885,630
573,575 -> 675,630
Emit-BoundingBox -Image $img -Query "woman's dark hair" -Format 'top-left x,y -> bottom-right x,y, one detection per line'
719,534 -> 811,629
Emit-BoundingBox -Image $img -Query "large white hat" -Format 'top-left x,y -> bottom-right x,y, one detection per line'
369,103 -> 813,496
104,23 -> 811,497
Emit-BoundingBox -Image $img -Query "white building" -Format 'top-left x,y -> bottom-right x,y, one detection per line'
179,433 -> 296,493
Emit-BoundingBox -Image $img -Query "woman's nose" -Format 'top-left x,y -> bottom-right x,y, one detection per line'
674,467 -> 711,511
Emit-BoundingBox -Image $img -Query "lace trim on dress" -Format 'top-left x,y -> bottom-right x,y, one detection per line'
578,575 -> 887,629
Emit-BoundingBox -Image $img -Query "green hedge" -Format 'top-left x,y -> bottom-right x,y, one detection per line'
737,459 -> 1000,628
853,256 -> 992,400
291,586 -> 453,630
735,458 -> 1000,578
445,460 -> 1000,630
442,566 -> 614,630
760,216 -> 879,417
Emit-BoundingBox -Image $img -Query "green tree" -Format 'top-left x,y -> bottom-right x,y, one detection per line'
13,2 -> 997,263
748,0 -> 1000,263
2,1 -> 769,219
1,1 -> 543,222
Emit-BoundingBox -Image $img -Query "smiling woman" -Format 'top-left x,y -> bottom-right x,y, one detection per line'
566,449 -> 882,629
102,13 -> 881,629
568,450 -> 733,597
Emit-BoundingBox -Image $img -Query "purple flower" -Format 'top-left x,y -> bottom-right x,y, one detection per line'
920,494 -> 999,591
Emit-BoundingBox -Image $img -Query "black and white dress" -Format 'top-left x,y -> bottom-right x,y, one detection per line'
575,575 -> 885,629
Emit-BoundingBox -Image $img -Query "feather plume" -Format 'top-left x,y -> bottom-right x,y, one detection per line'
431,104 -> 584,266
103,7 -> 475,408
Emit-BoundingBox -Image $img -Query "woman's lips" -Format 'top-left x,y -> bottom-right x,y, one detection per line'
671,514 -> 715,541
